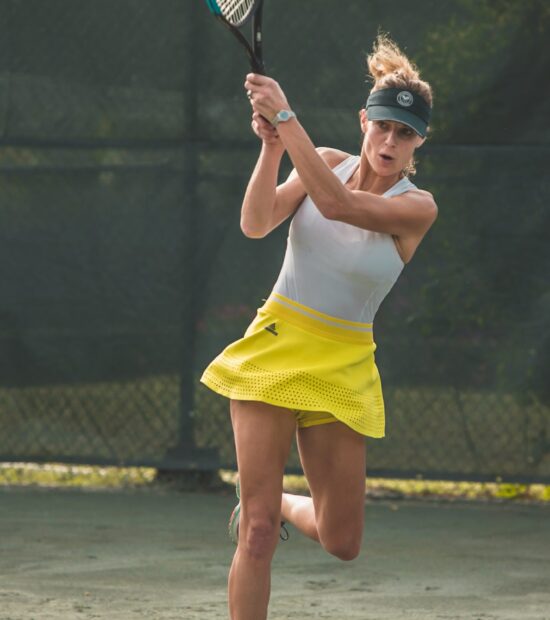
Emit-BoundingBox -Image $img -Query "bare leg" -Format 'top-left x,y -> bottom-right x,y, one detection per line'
228,400 -> 296,620
286,420 -> 367,561
280,493 -> 320,542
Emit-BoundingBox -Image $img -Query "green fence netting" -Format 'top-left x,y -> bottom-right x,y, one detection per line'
0,0 -> 549,482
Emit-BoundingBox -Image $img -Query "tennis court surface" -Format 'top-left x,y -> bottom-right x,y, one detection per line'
1,486 -> 549,620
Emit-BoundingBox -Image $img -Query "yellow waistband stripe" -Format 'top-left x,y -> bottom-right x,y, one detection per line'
263,294 -> 374,344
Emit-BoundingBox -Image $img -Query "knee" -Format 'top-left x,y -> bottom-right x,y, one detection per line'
322,536 -> 362,562
241,515 -> 279,560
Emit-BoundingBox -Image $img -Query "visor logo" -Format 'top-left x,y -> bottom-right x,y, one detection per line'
397,91 -> 414,107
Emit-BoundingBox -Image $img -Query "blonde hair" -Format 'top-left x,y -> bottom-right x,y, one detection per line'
367,33 -> 433,104
366,34 -> 433,176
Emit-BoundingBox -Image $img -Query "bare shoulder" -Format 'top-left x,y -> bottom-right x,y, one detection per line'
315,147 -> 352,169
401,188 -> 438,222
285,147 -> 350,183
404,188 -> 437,212
411,187 -> 436,204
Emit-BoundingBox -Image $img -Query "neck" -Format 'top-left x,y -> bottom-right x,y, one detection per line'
352,152 -> 401,195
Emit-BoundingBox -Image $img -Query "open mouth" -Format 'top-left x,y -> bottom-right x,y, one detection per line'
379,153 -> 394,161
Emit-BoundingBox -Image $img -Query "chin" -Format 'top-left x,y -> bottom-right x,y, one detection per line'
372,164 -> 399,177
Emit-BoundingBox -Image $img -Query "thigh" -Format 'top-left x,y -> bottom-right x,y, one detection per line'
297,421 -> 366,534
231,400 -> 297,517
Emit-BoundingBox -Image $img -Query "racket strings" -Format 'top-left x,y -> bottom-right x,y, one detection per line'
215,0 -> 256,26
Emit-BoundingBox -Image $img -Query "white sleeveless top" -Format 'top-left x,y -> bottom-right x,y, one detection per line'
271,155 -> 419,323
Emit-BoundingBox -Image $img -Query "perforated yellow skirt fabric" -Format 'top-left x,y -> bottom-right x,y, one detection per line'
200,293 -> 386,438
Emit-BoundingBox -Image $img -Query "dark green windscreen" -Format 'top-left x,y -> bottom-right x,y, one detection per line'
0,0 -> 548,481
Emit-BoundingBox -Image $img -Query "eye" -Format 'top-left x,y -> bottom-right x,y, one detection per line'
399,127 -> 414,138
376,121 -> 388,130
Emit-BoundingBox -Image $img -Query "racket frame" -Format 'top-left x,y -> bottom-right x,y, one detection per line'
206,0 -> 265,74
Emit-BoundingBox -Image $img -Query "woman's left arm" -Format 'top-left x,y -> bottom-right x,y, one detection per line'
246,73 -> 437,238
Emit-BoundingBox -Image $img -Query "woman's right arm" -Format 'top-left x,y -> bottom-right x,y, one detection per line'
240,114 -> 349,238
240,113 -> 307,239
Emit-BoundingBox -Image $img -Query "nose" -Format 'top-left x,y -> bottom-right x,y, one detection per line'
384,129 -> 398,146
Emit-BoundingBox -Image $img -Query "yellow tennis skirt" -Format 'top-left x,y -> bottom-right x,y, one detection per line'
200,293 -> 385,438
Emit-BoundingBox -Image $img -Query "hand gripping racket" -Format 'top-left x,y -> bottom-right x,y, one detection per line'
205,0 -> 265,74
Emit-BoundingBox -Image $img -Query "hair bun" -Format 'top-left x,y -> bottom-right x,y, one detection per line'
366,33 -> 432,107
367,34 -> 420,83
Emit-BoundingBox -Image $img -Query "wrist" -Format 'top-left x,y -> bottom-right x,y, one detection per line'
261,140 -> 285,155
270,109 -> 297,127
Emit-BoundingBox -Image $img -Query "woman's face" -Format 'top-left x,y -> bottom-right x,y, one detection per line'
360,109 -> 426,176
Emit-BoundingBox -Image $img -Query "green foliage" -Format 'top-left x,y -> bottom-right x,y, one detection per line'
382,0 -> 550,402
417,0 -> 550,143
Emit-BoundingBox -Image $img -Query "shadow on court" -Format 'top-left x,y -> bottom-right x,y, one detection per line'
1,486 -> 549,619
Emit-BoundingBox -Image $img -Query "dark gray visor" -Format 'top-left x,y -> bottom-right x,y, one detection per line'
366,88 -> 431,137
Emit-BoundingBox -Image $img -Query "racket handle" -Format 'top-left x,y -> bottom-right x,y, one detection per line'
251,3 -> 264,74
250,55 -> 265,74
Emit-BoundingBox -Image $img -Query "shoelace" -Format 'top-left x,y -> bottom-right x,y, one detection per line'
279,523 -> 290,541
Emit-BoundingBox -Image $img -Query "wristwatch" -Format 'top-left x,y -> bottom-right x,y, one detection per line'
270,109 -> 296,127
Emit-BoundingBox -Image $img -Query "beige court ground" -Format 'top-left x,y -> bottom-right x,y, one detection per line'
0,486 -> 549,620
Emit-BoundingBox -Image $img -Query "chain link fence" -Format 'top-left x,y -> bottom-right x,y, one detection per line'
0,0 -> 549,483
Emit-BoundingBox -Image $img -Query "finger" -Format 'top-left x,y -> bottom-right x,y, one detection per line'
251,124 -> 277,144
252,111 -> 271,125
254,115 -> 276,133
244,81 -> 262,97
252,113 -> 272,128
246,73 -> 269,85
251,122 -> 262,138
244,77 -> 261,93
252,119 -> 274,136
252,116 -> 277,136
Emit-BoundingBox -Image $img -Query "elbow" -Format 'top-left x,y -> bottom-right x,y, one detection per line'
315,199 -> 338,221
315,189 -> 351,221
240,221 -> 268,239
322,205 -> 338,220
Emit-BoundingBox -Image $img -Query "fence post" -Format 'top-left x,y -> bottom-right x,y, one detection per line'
161,2 -> 218,477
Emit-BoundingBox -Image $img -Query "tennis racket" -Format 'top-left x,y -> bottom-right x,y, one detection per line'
205,0 -> 265,74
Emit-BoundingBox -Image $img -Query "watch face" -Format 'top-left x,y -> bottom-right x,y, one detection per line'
279,110 -> 290,121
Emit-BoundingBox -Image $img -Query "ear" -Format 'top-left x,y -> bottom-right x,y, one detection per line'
416,135 -> 427,148
359,108 -> 368,133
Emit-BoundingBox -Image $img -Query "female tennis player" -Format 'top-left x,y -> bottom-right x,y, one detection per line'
201,34 -> 437,619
